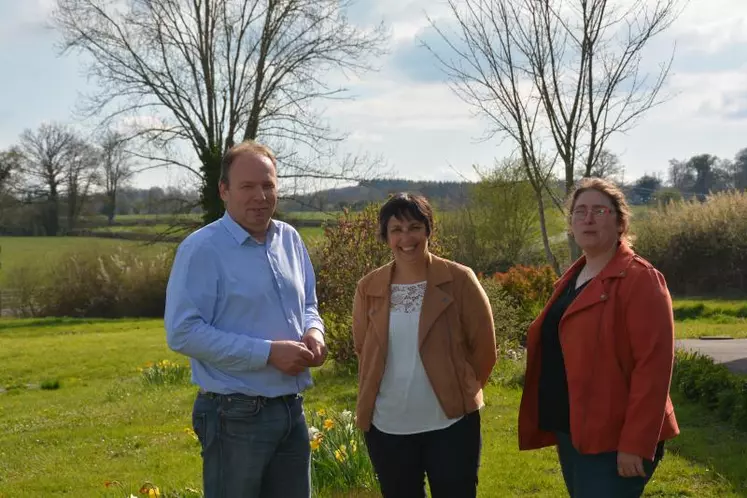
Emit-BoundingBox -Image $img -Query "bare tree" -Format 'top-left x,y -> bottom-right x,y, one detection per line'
53,0 -> 387,223
99,131 -> 134,225
576,149 -> 624,182
427,0 -> 681,263
18,123 -> 79,236
65,138 -> 100,231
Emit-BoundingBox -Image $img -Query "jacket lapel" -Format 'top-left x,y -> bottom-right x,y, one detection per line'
560,243 -> 635,323
418,255 -> 454,348
365,262 -> 394,350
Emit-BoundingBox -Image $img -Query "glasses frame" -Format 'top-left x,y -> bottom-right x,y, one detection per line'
571,205 -> 616,220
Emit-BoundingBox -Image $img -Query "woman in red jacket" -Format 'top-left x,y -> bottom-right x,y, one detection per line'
518,178 -> 679,497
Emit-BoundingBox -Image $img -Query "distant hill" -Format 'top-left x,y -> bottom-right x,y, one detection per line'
279,179 -> 475,212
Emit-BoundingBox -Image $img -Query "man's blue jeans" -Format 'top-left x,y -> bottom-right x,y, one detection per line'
192,391 -> 311,498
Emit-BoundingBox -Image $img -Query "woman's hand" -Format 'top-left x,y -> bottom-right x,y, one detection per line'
617,451 -> 646,477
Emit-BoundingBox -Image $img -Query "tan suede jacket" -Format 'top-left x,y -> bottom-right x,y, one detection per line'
352,253 -> 497,431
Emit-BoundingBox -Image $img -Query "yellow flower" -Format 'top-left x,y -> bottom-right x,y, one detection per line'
139,483 -> 160,497
316,408 -> 326,417
334,445 -> 348,462
184,427 -> 198,441
323,419 -> 334,431
350,439 -> 358,453
310,438 -> 321,451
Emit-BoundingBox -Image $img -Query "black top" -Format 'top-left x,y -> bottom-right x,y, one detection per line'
538,270 -> 589,434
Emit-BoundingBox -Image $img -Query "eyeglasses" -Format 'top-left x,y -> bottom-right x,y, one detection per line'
571,206 -> 615,219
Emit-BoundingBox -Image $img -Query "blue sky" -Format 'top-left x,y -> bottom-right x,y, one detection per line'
1,0 -> 747,189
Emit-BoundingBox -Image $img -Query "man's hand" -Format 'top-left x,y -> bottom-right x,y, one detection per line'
302,328 -> 327,367
617,451 -> 646,478
268,341 -> 314,376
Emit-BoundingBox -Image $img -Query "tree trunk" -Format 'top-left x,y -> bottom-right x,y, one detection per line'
106,192 -> 116,225
200,147 -> 224,224
45,196 -> 59,236
535,190 -> 561,276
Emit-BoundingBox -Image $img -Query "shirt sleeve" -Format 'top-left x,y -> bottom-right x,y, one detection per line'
298,235 -> 325,335
617,267 -> 675,460
164,238 -> 272,371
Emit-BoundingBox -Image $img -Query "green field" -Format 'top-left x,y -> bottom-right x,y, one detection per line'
0,317 -> 746,497
0,237 -> 170,285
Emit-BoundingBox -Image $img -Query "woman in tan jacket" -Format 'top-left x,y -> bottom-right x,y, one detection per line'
352,193 -> 497,498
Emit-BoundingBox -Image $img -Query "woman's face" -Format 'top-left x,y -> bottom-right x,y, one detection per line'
570,189 -> 622,257
386,214 -> 429,265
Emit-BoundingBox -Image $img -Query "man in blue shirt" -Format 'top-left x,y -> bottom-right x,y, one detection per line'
165,139 -> 326,498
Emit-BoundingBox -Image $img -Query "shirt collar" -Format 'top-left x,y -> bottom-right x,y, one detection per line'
220,211 -> 278,246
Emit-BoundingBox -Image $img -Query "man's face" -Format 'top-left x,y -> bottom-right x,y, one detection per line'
219,151 -> 278,239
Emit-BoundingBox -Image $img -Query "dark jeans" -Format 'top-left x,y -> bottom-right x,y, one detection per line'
192,391 -> 311,498
363,410 -> 482,498
555,432 -> 664,498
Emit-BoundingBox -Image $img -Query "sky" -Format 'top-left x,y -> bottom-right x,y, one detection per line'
1,0 -> 746,190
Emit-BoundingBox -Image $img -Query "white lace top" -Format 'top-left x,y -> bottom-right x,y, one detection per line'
372,281 -> 462,434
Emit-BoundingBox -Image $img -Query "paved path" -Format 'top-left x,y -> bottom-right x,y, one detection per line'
676,339 -> 747,374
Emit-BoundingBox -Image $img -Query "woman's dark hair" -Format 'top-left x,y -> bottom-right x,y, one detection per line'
378,193 -> 434,242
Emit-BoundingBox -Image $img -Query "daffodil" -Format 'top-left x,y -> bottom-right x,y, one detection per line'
334,444 -> 348,462
316,408 -> 326,417
323,418 -> 334,431
310,438 -> 321,451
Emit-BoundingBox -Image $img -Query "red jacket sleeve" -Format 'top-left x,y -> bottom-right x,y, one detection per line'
617,267 -> 675,460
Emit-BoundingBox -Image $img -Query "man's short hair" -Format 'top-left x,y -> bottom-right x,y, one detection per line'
219,140 -> 277,186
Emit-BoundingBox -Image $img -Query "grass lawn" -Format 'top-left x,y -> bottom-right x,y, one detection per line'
672,299 -> 747,339
1,318 -> 746,497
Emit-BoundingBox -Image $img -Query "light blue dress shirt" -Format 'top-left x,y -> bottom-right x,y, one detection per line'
164,212 -> 325,397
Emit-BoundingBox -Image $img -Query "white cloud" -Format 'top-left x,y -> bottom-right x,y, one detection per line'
328,80 -> 476,131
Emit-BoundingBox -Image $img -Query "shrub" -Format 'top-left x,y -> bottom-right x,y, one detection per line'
634,190 -> 747,295
322,312 -> 356,375
478,277 -> 532,346
671,350 -> 747,431
40,379 -> 61,390
490,264 -> 556,318
306,407 -> 378,496
6,245 -> 174,318
438,159 -> 563,273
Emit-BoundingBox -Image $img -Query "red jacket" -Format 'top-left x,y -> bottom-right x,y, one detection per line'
518,243 -> 679,460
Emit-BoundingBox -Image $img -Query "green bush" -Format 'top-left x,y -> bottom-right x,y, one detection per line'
671,350 -> 747,431
322,312 -> 356,375
634,190 -> 747,295
438,159 -> 564,273
6,245 -> 174,318
478,277 -> 532,346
